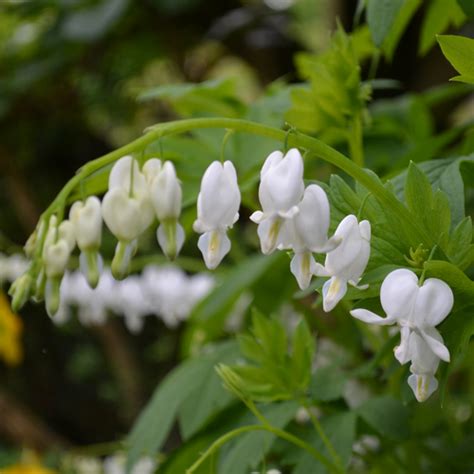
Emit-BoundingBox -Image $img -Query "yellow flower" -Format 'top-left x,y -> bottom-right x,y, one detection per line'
0,465 -> 57,474
0,290 -> 23,366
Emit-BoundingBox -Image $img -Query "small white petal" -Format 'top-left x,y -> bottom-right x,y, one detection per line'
256,216 -> 283,255
322,276 -> 347,312
394,326 -> 413,364
198,230 -> 231,269
157,222 -> 185,258
408,373 -> 438,402
419,326 -> 450,362
290,251 -> 317,290
350,308 -> 397,325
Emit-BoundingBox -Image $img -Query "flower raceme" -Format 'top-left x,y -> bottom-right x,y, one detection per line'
250,149 -> 304,255
351,268 -> 454,401
194,161 -> 241,269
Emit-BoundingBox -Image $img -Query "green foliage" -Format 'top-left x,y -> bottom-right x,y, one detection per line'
286,27 -> 371,141
438,35 -> 474,84
284,412 -> 357,474
366,0 -> 404,47
218,401 -> 299,474
419,0 -> 465,55
404,162 -> 451,250
126,341 -> 239,470
357,396 -> 410,440
219,310 -> 315,403
138,78 -> 245,118
457,0 -> 474,17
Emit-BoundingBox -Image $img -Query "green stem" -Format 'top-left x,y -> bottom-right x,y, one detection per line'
301,399 -> 344,473
348,113 -> 364,167
39,118 -> 433,249
186,423 -> 336,474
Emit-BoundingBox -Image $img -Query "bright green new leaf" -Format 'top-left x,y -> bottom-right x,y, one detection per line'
438,35 -> 474,84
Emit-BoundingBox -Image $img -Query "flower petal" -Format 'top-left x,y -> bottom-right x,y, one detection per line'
408,373 -> 438,402
394,326 -> 412,364
415,277 -> 454,327
350,308 -> 397,325
322,276 -> 347,312
380,268 -> 419,321
290,251 -> 317,290
419,326 -> 450,362
198,230 -> 231,269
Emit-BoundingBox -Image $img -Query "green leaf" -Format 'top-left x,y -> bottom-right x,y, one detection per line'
381,0 -> 423,60
178,346 -> 240,439
419,0 -> 465,55
218,401 -> 299,474
291,319 -> 316,389
357,395 -> 410,440
447,217 -> 474,269
138,78 -> 244,117
404,161 -> 433,220
366,0 -> 404,47
391,155 -> 474,228
126,341 -> 238,470
309,366 -> 347,402
292,412 -> 357,474
184,253 -> 284,352
438,35 -> 474,83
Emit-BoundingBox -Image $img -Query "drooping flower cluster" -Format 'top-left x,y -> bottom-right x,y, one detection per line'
55,265 -> 214,333
351,269 -> 454,402
251,149 -> 371,310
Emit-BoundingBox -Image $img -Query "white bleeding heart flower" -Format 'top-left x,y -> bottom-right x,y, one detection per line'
142,158 -> 162,186
316,214 -> 371,311
250,149 -> 304,255
283,184 -> 341,290
350,268 -> 453,364
102,156 -> 154,279
350,268 -> 454,402
148,160 -> 185,259
70,196 -> 103,288
194,161 -> 241,269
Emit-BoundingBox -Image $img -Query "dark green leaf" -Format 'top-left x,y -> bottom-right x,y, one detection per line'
309,366 -> 347,402
367,0 -> 404,47
126,341 -> 238,470
218,401 -> 299,474
357,395 -> 410,440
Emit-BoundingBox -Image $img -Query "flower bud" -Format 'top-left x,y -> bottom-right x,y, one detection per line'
9,272 -> 33,312
194,161 -> 240,269
69,196 -> 102,251
149,161 -> 182,220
